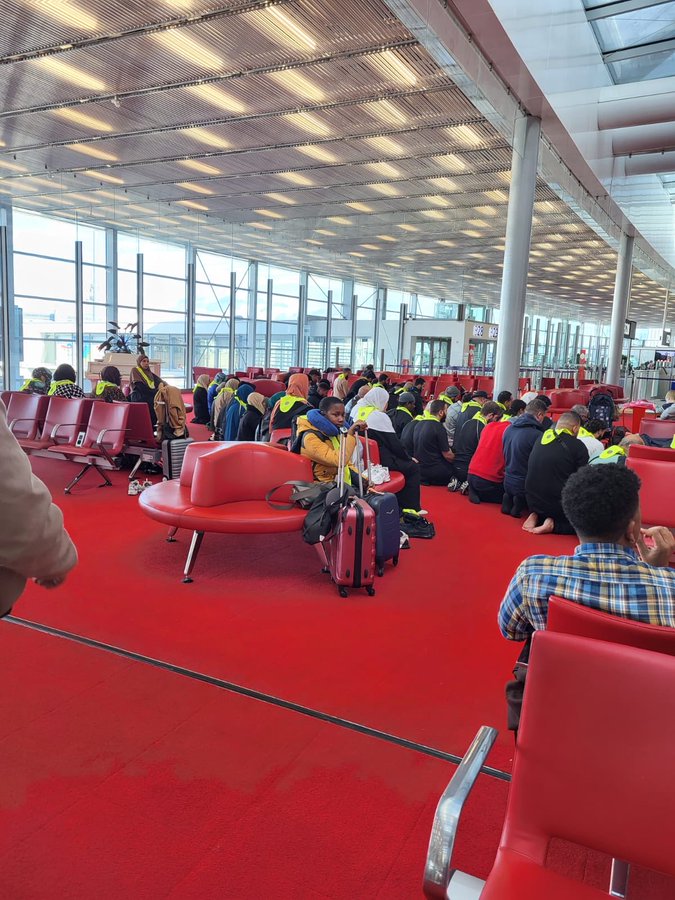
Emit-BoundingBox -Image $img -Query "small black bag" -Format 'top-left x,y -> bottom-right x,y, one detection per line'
399,511 -> 435,540
302,483 -> 351,544
505,638 -> 531,733
266,480 -> 329,511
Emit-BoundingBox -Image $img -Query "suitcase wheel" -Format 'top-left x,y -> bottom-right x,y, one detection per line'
366,586 -> 376,597
338,586 -> 349,598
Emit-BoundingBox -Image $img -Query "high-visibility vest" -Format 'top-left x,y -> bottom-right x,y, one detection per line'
95,380 -> 118,396
278,395 -> 306,413
47,379 -> 74,396
20,378 -> 42,392
397,405 -> 413,419
356,405 -> 377,423
672,435 -> 675,450
461,400 -> 481,413
135,366 -> 156,389
472,411 -> 488,426
541,427 -> 574,445
578,426 -> 593,438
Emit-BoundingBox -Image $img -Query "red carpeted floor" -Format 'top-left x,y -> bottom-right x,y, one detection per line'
4,449 -> 674,897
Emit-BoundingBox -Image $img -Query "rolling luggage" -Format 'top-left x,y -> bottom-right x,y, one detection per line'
319,428 -> 376,598
161,437 -> 193,480
363,430 -> 400,576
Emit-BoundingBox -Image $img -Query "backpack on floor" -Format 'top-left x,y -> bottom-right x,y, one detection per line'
588,390 -> 615,434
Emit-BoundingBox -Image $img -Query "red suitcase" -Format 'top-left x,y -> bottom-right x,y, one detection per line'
319,427 -> 376,598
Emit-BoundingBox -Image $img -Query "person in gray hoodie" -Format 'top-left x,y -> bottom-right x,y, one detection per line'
501,399 -> 547,517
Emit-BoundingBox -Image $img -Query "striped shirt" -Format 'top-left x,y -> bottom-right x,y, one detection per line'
498,542 -> 675,641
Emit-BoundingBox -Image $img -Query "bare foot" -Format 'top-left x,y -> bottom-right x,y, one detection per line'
531,517 -> 555,535
522,513 -> 538,532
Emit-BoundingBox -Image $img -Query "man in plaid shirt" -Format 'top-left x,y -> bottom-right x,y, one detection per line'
499,465 -> 675,641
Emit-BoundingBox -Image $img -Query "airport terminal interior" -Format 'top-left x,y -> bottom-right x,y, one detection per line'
1,0 -> 675,897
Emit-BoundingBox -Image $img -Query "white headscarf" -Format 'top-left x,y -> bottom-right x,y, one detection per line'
352,386 -> 395,433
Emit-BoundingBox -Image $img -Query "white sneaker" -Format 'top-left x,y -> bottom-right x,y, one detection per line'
447,477 -> 459,492
459,480 -> 469,495
128,479 -> 142,496
141,479 -> 153,490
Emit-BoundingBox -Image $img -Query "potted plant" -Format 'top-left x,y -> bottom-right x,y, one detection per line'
97,322 -> 149,355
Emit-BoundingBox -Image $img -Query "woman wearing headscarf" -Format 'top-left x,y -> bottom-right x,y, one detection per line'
20,367 -> 52,395
129,354 -> 163,423
207,372 -> 227,415
48,364 -> 85,399
236,392 -> 267,441
345,384 -> 370,421
352,386 -> 425,516
223,383 -> 255,441
269,373 -> 311,432
258,388 -> 285,442
93,365 -> 126,403
211,377 -> 240,434
191,374 -> 211,424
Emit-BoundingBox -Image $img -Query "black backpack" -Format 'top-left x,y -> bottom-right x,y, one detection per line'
588,391 -> 615,432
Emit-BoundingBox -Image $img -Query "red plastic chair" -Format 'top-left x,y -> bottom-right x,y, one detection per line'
626,455 -> 675,528
252,379 -> 286,398
356,435 -> 405,494
628,444 -> 675,462
6,392 -> 48,440
640,418 -> 675,440
424,631 -> 675,898
19,397 -> 87,452
47,401 -> 130,493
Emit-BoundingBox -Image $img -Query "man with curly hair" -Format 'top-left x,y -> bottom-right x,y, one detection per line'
499,465 -> 675,642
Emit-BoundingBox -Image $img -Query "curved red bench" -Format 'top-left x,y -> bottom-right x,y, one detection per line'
139,442 -> 313,581
628,444 -> 675,462
358,436 -> 405,495
626,455 -> 675,528
640,418 -> 675,440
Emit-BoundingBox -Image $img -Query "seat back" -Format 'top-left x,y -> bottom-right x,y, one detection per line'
548,388 -> 586,409
475,376 -> 494,396
504,631 -> 675,874
179,442 -> 225,487
628,444 -> 675,462
540,377 -> 556,390
1,390 -> 11,409
626,456 -> 675,527
558,377 -> 575,388
190,442 -> 312,507
456,375 -> 476,393
125,401 -> 158,446
192,366 -> 221,383
6,393 -> 48,439
358,435 -> 381,466
548,596 -> 675,655
640,418 -> 675,439
42,397 -> 86,445
82,401 -> 129,453
252,379 -> 286,398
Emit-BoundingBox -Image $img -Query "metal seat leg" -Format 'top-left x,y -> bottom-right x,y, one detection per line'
166,526 -> 178,543
610,859 -> 630,897
182,531 -> 204,583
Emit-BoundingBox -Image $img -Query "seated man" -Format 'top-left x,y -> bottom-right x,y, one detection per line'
412,399 -> 454,485
523,410 -> 587,534
388,391 -> 417,437
502,399 -> 547,517
308,378 -> 330,409
467,400 -> 525,504
591,432 -> 644,465
449,400 -> 503,493
576,417 -> 605,461
498,464 -> 675,641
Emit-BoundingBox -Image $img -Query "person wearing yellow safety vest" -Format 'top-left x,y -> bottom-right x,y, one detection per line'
92,366 -> 126,403
47,364 -> 85,400
449,401 -> 504,492
451,390 -> 489,447
389,391 -> 417,437
495,390 -> 513,415
576,418 -> 605,461
590,433 -> 645,465
191,373 -> 211,424
400,403 -> 437,456
352,386 -> 426,515
129,355 -> 164,424
466,400 -> 526,504
296,396 -> 365,483
523,411 -> 588,535
269,373 -> 312,432
20,367 -> 52,395
410,399 -> 457,485
333,367 -> 352,401
211,377 -> 240,434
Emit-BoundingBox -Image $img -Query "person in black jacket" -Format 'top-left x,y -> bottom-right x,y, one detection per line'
388,391 -> 417,437
524,410 -> 588,534
236,392 -> 267,441
412,400 -> 455,485
449,401 -> 503,492
191,374 -> 211,424
501,399 -> 547,516
308,379 -> 330,409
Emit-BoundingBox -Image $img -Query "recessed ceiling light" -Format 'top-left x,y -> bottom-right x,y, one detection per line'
0,159 -> 28,173
25,0 -> 98,29
370,50 -> 417,86
328,216 -> 352,225
367,99 -> 407,127
176,199 -> 209,211
33,57 -> 106,91
361,244 -> 380,250
82,169 -> 124,185
315,228 -> 336,236
53,107 -> 113,132
435,153 -> 467,173
178,158 -> 221,175
185,83 -> 246,114
188,127 -> 230,149
254,208 -> 285,219
377,234 -> 397,241
249,221 -> 273,229
269,69 -> 325,102
68,143 -> 118,161
278,171 -> 314,186
177,181 -> 214,195
250,6 -> 316,51
265,192 -> 296,205
420,209 -> 445,220
365,135 -> 404,155
346,202 -> 373,212
295,144 -> 338,163
397,223 -> 419,232
369,183 -> 399,196
446,124 -> 484,149
349,251 -> 366,257
368,161 -> 401,178
154,30 -> 224,71
284,111 -> 330,136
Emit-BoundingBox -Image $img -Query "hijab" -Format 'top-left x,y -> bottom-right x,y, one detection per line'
286,373 -> 309,399
352,386 -> 395,433
224,384 -> 255,440
247,392 -> 266,415
196,374 -> 210,390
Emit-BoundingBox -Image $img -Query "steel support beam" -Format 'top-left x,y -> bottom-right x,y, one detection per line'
75,241 -> 84,385
607,231 -> 634,385
229,269 -> 237,372
186,254 -> 196,385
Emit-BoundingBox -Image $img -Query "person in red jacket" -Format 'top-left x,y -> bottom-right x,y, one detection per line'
467,400 -> 526,504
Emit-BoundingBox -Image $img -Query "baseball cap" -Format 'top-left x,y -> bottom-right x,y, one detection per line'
398,392 -> 415,404
474,390 -> 489,399
442,386 -> 460,398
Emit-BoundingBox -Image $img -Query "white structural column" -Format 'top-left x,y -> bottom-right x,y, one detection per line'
606,231 -> 634,385
493,114 -> 541,394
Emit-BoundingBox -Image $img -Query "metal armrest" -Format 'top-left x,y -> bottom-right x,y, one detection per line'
50,422 -> 80,439
423,726 -> 498,899
94,426 -> 129,445
9,417 -> 41,433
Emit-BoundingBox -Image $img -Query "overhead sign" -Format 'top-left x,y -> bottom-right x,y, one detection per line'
472,323 -> 499,340
663,329 -> 672,347
624,319 -> 636,339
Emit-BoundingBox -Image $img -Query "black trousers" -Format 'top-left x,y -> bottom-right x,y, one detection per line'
389,458 -> 422,511
501,490 -> 527,517
468,474 -> 504,503
420,459 -> 455,486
